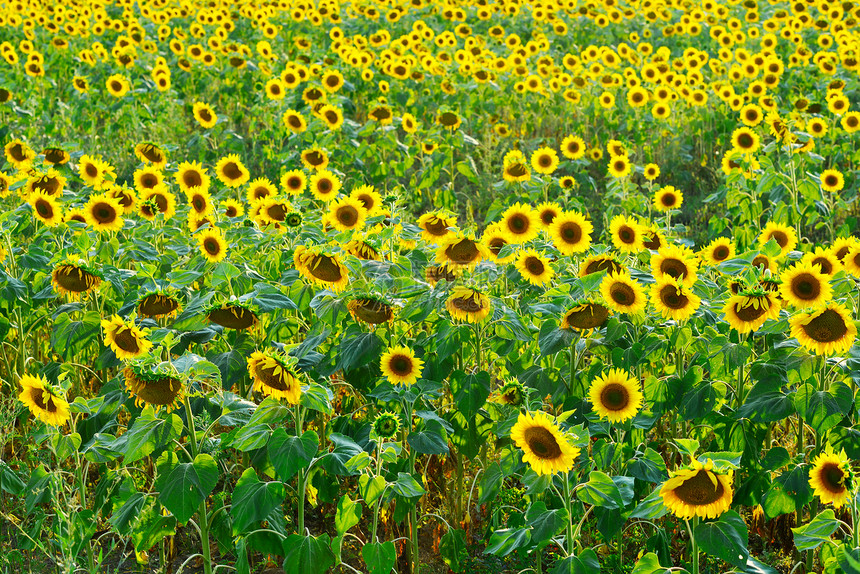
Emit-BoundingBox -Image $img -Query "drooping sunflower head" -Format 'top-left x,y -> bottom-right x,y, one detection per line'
205,300 -> 259,331
134,142 -> 167,167
496,377 -> 527,407
417,211 -> 457,244
790,303 -> 857,356
722,290 -> 781,334
446,286 -> 491,323
247,350 -> 302,404
502,158 -> 531,183
372,411 -> 401,439
348,295 -> 395,325
610,215 -> 645,253
215,154 -> 250,188
550,210 -> 593,255
282,109 -> 307,134
700,237 -> 735,265
650,244 -> 699,287
580,254 -> 625,278
137,289 -> 182,319
652,185 -> 684,213
26,169 -> 66,197
758,221 -> 798,258
660,458 -> 734,519
511,411 -> 580,476
300,145 -> 330,171
18,374 -> 70,427
809,449 -> 852,508
436,234 -> 490,271
293,245 -> 349,292
500,202 -> 540,244
5,138 -> 36,170
779,262 -> 832,310
650,276 -> 701,322
561,299 -> 612,331
101,315 -> 152,360
52,260 -> 102,299
589,368 -> 643,424
124,363 -> 184,412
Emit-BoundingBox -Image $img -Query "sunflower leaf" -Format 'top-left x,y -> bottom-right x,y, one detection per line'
158,453 -> 218,524
281,534 -> 335,574
231,468 -> 286,535
695,510 -> 749,568
123,409 -> 183,464
577,470 -> 624,509
792,509 -> 839,552
268,429 -> 318,481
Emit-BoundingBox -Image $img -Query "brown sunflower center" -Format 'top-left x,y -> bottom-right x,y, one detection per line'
254,362 -> 294,392
507,163 -> 528,177
304,151 -> 325,166
825,174 -> 839,187
610,282 -> 636,306
447,239 -> 479,264
54,266 -> 96,292
736,133 -> 754,148
507,213 -> 530,234
192,195 -> 207,212
287,176 -> 302,190
308,254 -> 343,283
672,469 -> 726,506
112,326 -> 141,353
451,294 -> 484,313
769,230 -> 789,247
618,225 -> 636,244
207,307 -> 257,329
130,374 -> 182,406
92,202 -> 117,223
351,299 -> 392,324
564,304 -> 610,329
488,237 -> 506,255
811,257 -> 833,274
439,112 -> 459,126
316,178 -> 333,194
643,233 -> 663,250
599,382 -> 630,411
713,245 -> 730,261
819,462 -> 846,493
141,146 -> 163,163
222,162 -> 242,180
524,256 -> 545,276
659,285 -> 689,309
790,273 -> 821,300
140,173 -> 159,188
288,115 -> 303,129
337,206 -> 359,227
540,210 -> 556,225
523,426 -> 562,460
661,193 -> 677,207
138,294 -> 179,317
538,154 -> 552,167
85,163 -> 99,178
734,299 -> 769,322
660,258 -> 689,280
585,258 -> 622,275
203,237 -> 221,255
35,199 -> 54,218
182,171 -> 203,188
9,143 -> 26,161
560,222 -> 582,244
34,176 -> 60,195
389,355 -> 413,376
423,217 -> 449,236
801,309 -> 849,343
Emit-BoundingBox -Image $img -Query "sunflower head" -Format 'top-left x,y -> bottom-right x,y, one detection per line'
348,295 -> 395,325
372,411 -> 401,439
589,368 -> 643,424
18,374 -> 70,427
650,276 -> 701,322
660,458 -> 734,519
446,286 -> 491,323
124,363 -> 184,412
52,260 -> 103,299
723,290 -> 780,334
137,289 -> 182,319
294,245 -> 349,292
496,378 -> 526,407
205,301 -> 259,330
562,300 -> 612,331
789,303 -> 857,356
779,262 -> 832,310
380,345 -> 424,386
102,314 -> 153,360
809,448 -> 853,508
511,411 -> 580,476
247,349 -> 303,404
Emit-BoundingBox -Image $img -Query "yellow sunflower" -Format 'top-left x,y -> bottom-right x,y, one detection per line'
580,254 -> 624,277
215,154 -> 251,188
651,277 -> 701,322
418,212 -> 457,244
139,186 -> 177,220
18,374 -> 70,427
600,271 -> 647,315
134,143 -> 167,168
186,186 -> 213,217
660,459 -> 734,519
247,350 -> 302,404
790,303 -> 857,356
723,291 -> 781,334
197,228 -> 228,263
308,169 -> 342,202
809,449 -> 852,509
607,154 -> 632,179
589,368 -> 643,424
650,245 -> 699,287
446,286 -> 491,323
436,235 -> 490,271
801,248 -> 843,277
561,135 -> 586,160
652,186 -> 684,213
845,245 -> 860,277
301,146 -> 329,171
124,364 -> 184,412
294,246 -> 349,292
500,202 -> 540,244
758,222 -> 797,257
192,102 -> 218,128
515,249 -> 554,286
561,300 -> 612,331
779,263 -> 832,309
610,215 -> 645,253
52,261 -> 101,299
531,146 -> 559,175
5,139 -> 36,170
84,194 -> 124,232
78,154 -> 114,187
820,169 -> 844,193
327,196 -> 368,232
175,161 -> 211,193
283,109 -> 308,134
348,296 -> 395,325
511,411 -> 579,476
350,184 -> 383,216
700,237 -> 736,265
28,191 -> 63,227
536,202 -> 561,229
550,211 -> 593,255
280,170 -> 307,196
101,315 -> 152,359
482,223 -> 516,264
380,346 -> 424,385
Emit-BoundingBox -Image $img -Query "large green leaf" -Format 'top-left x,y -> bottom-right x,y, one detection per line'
158,453 -> 218,524
577,471 -> 624,509
132,500 -> 177,553
362,541 -> 397,574
123,409 -> 183,463
526,501 -> 568,548
334,494 -> 361,535
631,552 -> 671,574
484,527 -> 531,557
792,509 -> 838,552
694,510 -> 749,568
269,428 -> 318,481
281,534 -> 335,574
231,468 -> 286,535
440,528 -> 467,572
450,370 -> 491,419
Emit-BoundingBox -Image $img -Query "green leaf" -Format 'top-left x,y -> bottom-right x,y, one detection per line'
0,460 -> 26,495
336,331 -> 382,371
281,534 -> 335,574
158,454 -> 218,524
359,475 -> 387,506
123,409 -> 183,464
132,500 -> 177,553
362,541 -> 396,574
227,423 -> 272,452
762,483 -> 796,519
549,548 -> 601,574
837,544 -> 860,574
631,552 -> 670,574
440,528 -> 468,572
630,487 -> 669,519
792,509 -> 838,552
391,472 -> 425,499
247,397 -> 293,426
335,495 -> 361,535
577,471 -> 624,509
268,429 -> 318,481
231,468 -> 286,535
694,510 -> 749,568
526,501 -> 568,547
450,370 -> 491,419
320,433 -> 364,476
484,528 -> 531,557
407,419 -> 449,455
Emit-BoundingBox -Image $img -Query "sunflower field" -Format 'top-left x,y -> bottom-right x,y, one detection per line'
2,0 -> 860,573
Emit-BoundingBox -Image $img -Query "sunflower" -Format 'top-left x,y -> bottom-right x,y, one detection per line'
482,223 -> 516,264
600,271 -> 647,315
137,290 -> 182,319
380,346 -> 424,385
790,303 -> 857,356
197,228 -> 228,263
215,154 -> 250,188
327,196 -> 367,232
101,315 -> 152,359
349,185 -> 383,216
133,166 -> 164,193
246,350 -> 302,403
348,296 -> 395,325
723,291 -> 781,334
175,161 -> 211,193
280,170 -> 307,196
845,245 -> 860,277
651,245 -> 699,287
282,109 -> 308,134
206,303 -> 259,330
500,203 -> 540,244
580,254 -> 624,277
660,459 -> 734,519
78,155 -> 114,187
18,374 -> 69,427
52,261 -> 101,299
124,364 -> 184,412
446,286 -> 491,323
5,139 -> 35,170
535,202 -> 561,229
801,248 -> 843,277
437,110 -> 462,130
550,211 -> 593,255
26,170 -> 65,197
589,368 -> 643,423
0,171 -> 12,198
437,235 -> 489,271
28,191 -> 63,227
139,186 -> 177,220
531,146 -> 559,175
700,237 -> 736,265
134,142 -> 167,167
191,102 -> 217,128
495,378 -> 526,407
561,300 -> 612,331
610,215 -> 645,253
82,193 -> 123,232
779,263 -> 832,309
246,178 -> 277,205
309,169 -> 341,202
425,263 -> 459,287
502,159 -> 531,183
105,74 -> 130,97
643,163 -> 661,181
343,236 -> 381,261
607,155 -> 632,179
294,246 -> 349,292
184,186 -> 213,217
418,212 -> 457,244
652,186 -> 683,213
730,127 -> 760,153
515,249 -> 554,286
809,449 -> 852,508
758,222 -> 797,257
510,411 -> 579,476
820,169 -> 845,193
373,411 -> 401,439
301,146 -> 329,171
642,226 -> 666,251
651,277 -> 701,322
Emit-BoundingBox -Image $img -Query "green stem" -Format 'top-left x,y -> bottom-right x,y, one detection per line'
295,404 -> 306,535
184,395 -> 213,574
687,517 -> 699,574
563,474 -> 574,557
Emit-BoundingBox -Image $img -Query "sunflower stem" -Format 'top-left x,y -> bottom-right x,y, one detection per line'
563,473 -> 574,558
295,404 -> 306,535
686,517 -> 699,574
183,395 -> 213,574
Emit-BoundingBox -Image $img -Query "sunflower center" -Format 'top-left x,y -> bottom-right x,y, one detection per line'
192,195 -> 206,212
525,257 -> 545,276
825,175 -> 839,187
790,273 -> 821,300
659,285 -> 689,309
560,222 -> 582,244
752,255 -> 770,269
254,362 -> 294,392
288,115 -> 303,128
424,217 -> 449,236
770,231 -> 788,247
610,282 -> 635,306
34,176 -> 60,195
661,193 -> 677,207
488,237 -> 506,255
451,295 -> 483,313
447,239 -> 479,264
737,133 -> 754,148
618,225 -> 636,243
183,171 -> 203,188
54,266 -> 95,292
132,374 -> 182,406
9,144 -> 26,161
538,155 -> 551,167
643,233 -> 663,250
508,214 -> 529,234
439,112 -> 458,126
713,246 -> 730,260
811,257 -> 833,274
599,383 -> 630,411
208,307 -> 257,329
141,146 -> 163,163
92,202 -> 116,223
36,199 -> 53,218
523,426 -> 563,460
801,309 -> 849,342
507,163 -> 528,177
308,254 -> 343,283
139,295 -> 179,317
266,203 -> 287,221
337,206 -> 359,227
660,258 -> 688,280
317,179 -> 333,194
673,469 -> 726,506
734,299 -> 769,322
820,462 -> 846,493
586,258 -> 621,275
85,163 -> 99,178
351,299 -> 392,324
112,326 -> 141,353
540,210 -> 556,225
203,237 -> 221,255
565,304 -> 610,329
222,162 -> 242,180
